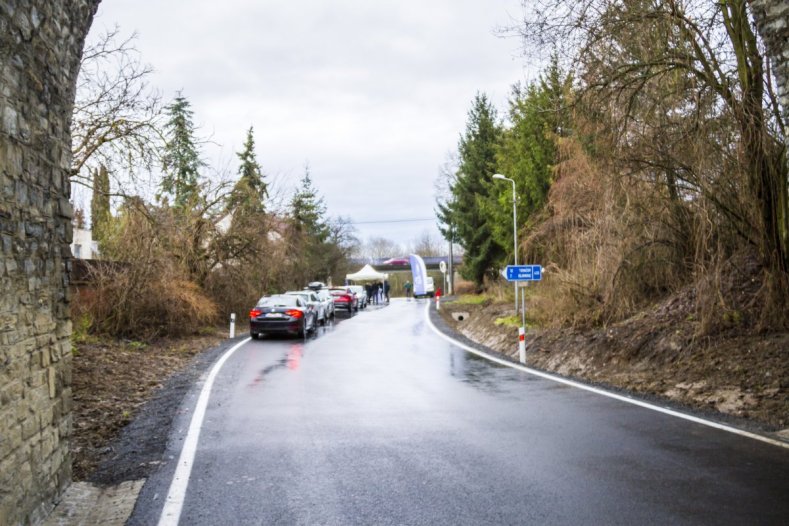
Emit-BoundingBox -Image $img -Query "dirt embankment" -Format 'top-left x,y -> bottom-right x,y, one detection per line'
71,331 -> 225,481
439,299 -> 788,433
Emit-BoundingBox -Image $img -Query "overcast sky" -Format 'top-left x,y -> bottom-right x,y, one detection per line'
88,0 -> 538,251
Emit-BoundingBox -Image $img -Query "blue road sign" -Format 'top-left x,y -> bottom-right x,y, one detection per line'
505,265 -> 542,281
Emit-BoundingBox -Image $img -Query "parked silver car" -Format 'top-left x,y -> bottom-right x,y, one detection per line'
285,290 -> 328,325
313,288 -> 336,320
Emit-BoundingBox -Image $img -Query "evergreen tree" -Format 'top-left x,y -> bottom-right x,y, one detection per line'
228,126 -> 267,216
445,93 -> 505,287
288,165 -> 332,285
159,94 -> 203,207
90,163 -> 112,246
290,166 -> 329,242
492,58 -> 573,255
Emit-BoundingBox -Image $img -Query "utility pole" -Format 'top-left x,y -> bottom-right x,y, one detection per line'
493,174 -> 518,314
448,224 -> 454,295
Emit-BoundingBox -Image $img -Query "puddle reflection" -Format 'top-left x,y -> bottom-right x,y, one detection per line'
247,343 -> 305,387
286,344 -> 303,370
448,348 -> 534,395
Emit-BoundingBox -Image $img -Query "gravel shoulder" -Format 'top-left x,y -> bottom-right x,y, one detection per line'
71,330 -> 241,484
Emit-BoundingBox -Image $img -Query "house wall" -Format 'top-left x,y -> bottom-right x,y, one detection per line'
70,228 -> 97,260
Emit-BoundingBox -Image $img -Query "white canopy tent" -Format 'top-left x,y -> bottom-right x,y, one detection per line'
345,264 -> 388,282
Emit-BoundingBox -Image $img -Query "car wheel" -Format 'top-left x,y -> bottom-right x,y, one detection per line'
251,332 -> 259,340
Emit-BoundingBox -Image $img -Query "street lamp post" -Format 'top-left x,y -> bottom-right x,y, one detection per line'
492,174 -> 518,314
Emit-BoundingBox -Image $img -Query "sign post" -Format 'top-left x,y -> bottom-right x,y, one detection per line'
504,265 -> 542,363
439,260 -> 447,298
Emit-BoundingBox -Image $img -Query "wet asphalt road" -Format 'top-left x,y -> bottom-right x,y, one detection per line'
131,299 -> 789,525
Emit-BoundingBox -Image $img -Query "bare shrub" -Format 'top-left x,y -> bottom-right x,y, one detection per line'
453,279 -> 478,296
79,261 -> 216,338
73,200 -> 218,338
524,137 -> 687,328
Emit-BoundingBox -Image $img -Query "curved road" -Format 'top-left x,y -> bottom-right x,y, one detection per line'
130,299 -> 789,525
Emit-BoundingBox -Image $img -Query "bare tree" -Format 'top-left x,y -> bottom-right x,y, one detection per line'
408,230 -> 443,256
356,237 -> 404,260
71,26 -> 163,194
513,1 -> 786,271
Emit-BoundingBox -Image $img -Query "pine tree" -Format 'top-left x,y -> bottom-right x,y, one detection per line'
90,163 -> 112,246
228,126 -> 267,216
447,93 -> 505,286
159,94 -> 203,208
290,166 -> 328,242
288,166 -> 332,284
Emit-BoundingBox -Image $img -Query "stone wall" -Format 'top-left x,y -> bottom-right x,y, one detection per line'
750,0 -> 789,126
0,2 -> 98,525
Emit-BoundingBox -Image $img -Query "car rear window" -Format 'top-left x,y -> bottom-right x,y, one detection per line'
285,291 -> 312,300
257,295 -> 299,307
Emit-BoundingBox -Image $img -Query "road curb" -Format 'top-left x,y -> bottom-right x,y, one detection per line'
43,480 -> 145,526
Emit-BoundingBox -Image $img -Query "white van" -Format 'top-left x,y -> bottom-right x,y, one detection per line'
415,277 -> 435,298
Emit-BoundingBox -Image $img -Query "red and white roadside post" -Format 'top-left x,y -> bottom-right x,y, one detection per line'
503,265 -> 543,364
518,326 -> 526,363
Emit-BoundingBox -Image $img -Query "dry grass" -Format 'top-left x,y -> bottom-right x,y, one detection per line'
74,262 -> 218,338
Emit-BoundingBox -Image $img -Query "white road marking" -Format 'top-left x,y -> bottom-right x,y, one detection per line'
157,337 -> 251,526
424,301 -> 789,450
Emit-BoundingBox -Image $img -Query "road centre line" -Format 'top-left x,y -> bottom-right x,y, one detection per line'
157,337 -> 251,526
423,301 -> 789,450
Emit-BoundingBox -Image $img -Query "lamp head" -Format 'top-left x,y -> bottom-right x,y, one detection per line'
492,173 -> 506,180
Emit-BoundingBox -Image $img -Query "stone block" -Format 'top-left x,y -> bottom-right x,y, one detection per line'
0,415 -> 21,459
2,105 -> 17,135
0,379 -> 23,406
0,312 -> 15,332
21,414 -> 38,441
39,428 -> 55,460
48,366 -> 56,398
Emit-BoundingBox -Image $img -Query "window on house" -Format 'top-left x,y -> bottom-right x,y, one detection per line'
73,244 -> 82,258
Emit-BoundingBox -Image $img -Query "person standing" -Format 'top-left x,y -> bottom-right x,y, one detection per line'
404,280 -> 412,299
384,280 -> 391,303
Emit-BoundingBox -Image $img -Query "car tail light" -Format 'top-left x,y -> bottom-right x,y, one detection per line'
285,309 -> 304,319
249,309 -> 262,319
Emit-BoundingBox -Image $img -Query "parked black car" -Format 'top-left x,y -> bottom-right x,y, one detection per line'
249,294 -> 318,339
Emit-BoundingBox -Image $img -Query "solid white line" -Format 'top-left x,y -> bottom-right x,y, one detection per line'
423,302 -> 789,450
157,337 -> 251,526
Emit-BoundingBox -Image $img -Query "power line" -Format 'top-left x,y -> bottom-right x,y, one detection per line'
351,218 -> 435,225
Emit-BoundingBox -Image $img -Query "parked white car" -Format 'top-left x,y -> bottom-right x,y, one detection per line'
346,285 -> 368,309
